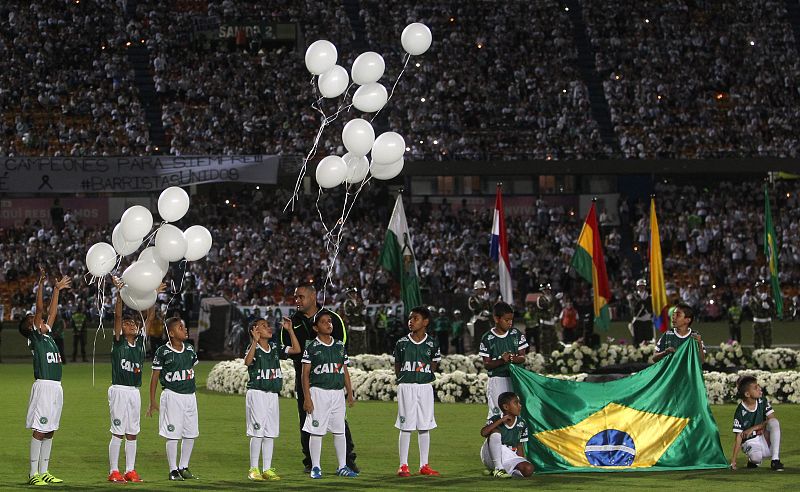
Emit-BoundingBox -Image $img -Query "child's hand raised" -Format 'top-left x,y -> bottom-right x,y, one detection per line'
54,275 -> 72,291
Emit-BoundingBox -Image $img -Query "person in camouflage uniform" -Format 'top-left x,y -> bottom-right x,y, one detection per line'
450,309 -> 465,355
533,283 -> 559,355
342,288 -> 367,356
434,308 -> 450,356
627,279 -> 653,346
749,280 -> 775,349
468,280 -> 492,352
727,303 -> 743,343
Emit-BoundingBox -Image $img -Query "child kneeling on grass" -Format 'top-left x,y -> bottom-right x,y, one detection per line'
480,392 -> 534,478
730,375 -> 784,471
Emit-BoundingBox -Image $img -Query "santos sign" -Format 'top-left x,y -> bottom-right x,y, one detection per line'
1,155 -> 279,194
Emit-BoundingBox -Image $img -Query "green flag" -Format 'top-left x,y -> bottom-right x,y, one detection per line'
378,195 -> 422,312
764,185 -> 784,319
509,341 -> 727,473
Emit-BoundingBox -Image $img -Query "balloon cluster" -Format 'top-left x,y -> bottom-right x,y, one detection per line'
84,187 -> 213,311
305,22 -> 432,189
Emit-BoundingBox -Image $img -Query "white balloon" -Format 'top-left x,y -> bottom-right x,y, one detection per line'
85,242 -> 117,277
120,285 -> 157,311
138,246 -> 169,277
401,22 -> 432,56
315,155 -> 348,189
351,51 -> 385,85
352,82 -> 388,113
370,157 -> 404,180
112,223 -> 141,256
343,152 -> 370,184
371,131 -> 406,165
120,205 -> 153,242
184,225 -> 213,261
121,261 -> 163,293
305,39 -> 337,75
158,186 -> 190,223
155,224 -> 188,262
318,65 -> 349,98
341,118 -> 375,157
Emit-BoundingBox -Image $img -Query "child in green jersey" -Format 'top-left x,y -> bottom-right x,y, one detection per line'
653,303 -> 705,363
148,316 -> 200,481
107,278 -> 163,483
479,302 -> 528,417
24,268 -> 71,486
301,312 -> 357,479
244,316 -> 301,481
730,376 -> 784,471
394,306 -> 442,478
480,392 -> 534,478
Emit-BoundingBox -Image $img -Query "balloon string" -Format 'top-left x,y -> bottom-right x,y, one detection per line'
372,53 -> 411,122
166,260 -> 188,315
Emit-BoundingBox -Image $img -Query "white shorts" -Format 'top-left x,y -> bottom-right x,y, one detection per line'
159,390 -> 199,439
108,385 -> 141,435
26,380 -> 63,433
245,389 -> 280,438
486,376 -> 513,417
480,440 -> 529,473
741,435 -> 771,464
302,387 -> 345,436
395,383 -> 436,431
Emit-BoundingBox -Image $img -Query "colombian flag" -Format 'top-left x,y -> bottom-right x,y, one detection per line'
570,202 -> 611,330
510,341 -> 728,473
649,198 -> 669,332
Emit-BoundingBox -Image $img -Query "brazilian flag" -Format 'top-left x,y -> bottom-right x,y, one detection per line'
509,341 -> 728,473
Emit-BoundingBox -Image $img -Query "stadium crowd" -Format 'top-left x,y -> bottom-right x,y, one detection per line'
3,1 -> 798,160
584,0 -> 800,159
0,0 -> 150,157
3,179 -> 799,329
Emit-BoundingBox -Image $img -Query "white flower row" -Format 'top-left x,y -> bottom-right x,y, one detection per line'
209,359 -> 800,404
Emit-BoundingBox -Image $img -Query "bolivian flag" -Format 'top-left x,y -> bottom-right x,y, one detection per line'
509,341 -> 728,473
570,202 -> 611,330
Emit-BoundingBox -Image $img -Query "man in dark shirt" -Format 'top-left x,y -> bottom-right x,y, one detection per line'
282,283 -> 358,473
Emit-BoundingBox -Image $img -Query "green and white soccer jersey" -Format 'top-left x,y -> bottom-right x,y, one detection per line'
656,328 -> 703,353
733,397 -> 774,439
302,338 -> 348,390
247,342 -> 286,393
479,328 -> 528,377
111,335 -> 145,387
394,334 -> 442,384
153,342 -> 198,394
27,329 -> 62,381
486,415 -> 529,449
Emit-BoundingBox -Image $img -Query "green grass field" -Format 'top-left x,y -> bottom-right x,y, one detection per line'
0,362 -> 798,491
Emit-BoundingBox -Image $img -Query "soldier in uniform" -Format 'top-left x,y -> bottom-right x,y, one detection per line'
342,288 -> 367,355
727,302 -> 743,343
434,307 -> 450,356
749,280 -> 775,349
468,280 -> 492,352
533,283 -> 559,355
450,309 -> 464,355
627,279 -> 653,346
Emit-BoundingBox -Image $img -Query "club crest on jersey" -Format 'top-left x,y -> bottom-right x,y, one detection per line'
167,424 -> 175,432
400,361 -> 432,373
165,368 -> 195,382
313,363 -> 344,375
120,358 -> 142,374
113,419 -> 121,426
312,420 -> 319,427
39,417 -> 48,425
254,423 -> 261,430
